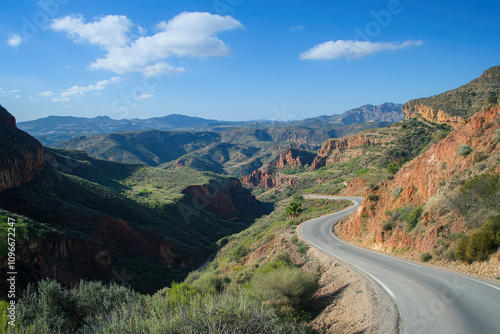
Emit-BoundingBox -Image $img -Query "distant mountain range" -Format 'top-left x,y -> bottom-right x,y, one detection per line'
18,103 -> 403,146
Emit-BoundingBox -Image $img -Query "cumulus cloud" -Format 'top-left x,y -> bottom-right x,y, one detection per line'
299,39 -> 424,60
7,34 -> 22,47
50,15 -> 134,48
47,77 -> 121,102
51,12 -> 243,76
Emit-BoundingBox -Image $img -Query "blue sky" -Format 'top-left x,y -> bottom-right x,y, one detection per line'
1,0 -> 499,122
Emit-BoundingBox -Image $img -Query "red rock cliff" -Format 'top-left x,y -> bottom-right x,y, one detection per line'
338,105 -> 500,252
275,149 -> 315,168
0,107 -> 44,192
310,134 -> 388,170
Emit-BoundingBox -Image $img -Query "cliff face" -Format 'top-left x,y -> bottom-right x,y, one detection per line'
241,169 -> 298,188
402,66 -> 500,121
338,105 -> 500,252
275,149 -> 316,168
4,216 -> 184,293
184,178 -> 265,221
403,102 -> 466,128
310,134 -> 388,170
0,107 -> 44,192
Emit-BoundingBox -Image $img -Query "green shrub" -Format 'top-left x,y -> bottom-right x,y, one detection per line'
355,168 -> 370,176
485,92 -> 499,105
191,272 -> 224,295
382,220 -> 397,232
94,292 -> 309,334
392,205 -> 424,231
455,215 -> 500,263
458,145 -> 473,156
475,152 -> 488,163
250,267 -> 319,308
393,187 -> 403,199
17,279 -> 139,333
367,194 -> 379,202
228,244 -> 248,262
386,163 -> 399,174
493,130 -> 500,144
420,252 -> 433,262
284,202 -> 302,218
296,241 -> 309,256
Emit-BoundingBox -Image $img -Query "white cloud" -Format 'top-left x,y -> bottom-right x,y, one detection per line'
49,77 -> 121,102
51,12 -> 243,76
7,34 -> 22,47
38,90 -> 55,97
137,92 -> 154,100
0,87 -> 22,98
50,15 -> 133,48
291,25 -> 304,32
299,39 -> 424,60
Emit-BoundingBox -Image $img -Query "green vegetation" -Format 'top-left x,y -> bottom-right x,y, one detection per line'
493,129 -> 500,144
367,194 -> 379,202
485,92 -> 499,105
11,279 -> 309,334
406,65 -> 500,118
250,267 -> 319,308
385,204 -> 424,232
11,196 -> 345,332
285,202 -> 302,218
381,118 -> 451,168
420,252 -> 433,262
455,215 -> 500,263
15,279 -> 139,333
393,187 -> 404,199
0,149 -> 268,294
458,145 -> 473,156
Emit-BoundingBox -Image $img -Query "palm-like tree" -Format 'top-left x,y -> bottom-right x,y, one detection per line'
285,202 -> 302,218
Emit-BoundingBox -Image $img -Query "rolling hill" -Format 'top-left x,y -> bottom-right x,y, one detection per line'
0,107 -> 270,294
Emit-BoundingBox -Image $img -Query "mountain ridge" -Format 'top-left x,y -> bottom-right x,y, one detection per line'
18,103 -> 404,145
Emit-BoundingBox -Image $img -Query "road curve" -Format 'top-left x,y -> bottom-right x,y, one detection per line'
300,195 -> 500,334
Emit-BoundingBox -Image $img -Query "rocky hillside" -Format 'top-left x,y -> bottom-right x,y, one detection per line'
404,65 -> 500,123
337,103 -> 500,273
241,66 -> 500,279
0,107 -> 269,294
0,105 -> 44,192
309,133 -> 392,171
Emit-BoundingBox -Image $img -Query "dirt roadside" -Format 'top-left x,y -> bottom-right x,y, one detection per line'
296,224 -> 399,334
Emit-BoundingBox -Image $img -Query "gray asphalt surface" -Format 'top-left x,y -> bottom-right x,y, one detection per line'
300,195 -> 500,334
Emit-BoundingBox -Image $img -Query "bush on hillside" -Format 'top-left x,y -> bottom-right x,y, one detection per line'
420,252 -> 433,262
250,267 -> 319,308
458,145 -> 473,156
17,279 -> 139,333
455,215 -> 500,263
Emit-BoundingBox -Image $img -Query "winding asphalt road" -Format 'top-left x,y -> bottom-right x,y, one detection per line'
300,195 -> 500,334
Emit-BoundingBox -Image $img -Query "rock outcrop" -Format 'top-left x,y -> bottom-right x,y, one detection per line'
275,149 -> 315,168
402,102 -> 466,128
241,169 -> 298,188
184,179 -> 261,221
0,106 -> 44,192
338,104 -> 500,252
310,134 -> 388,170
